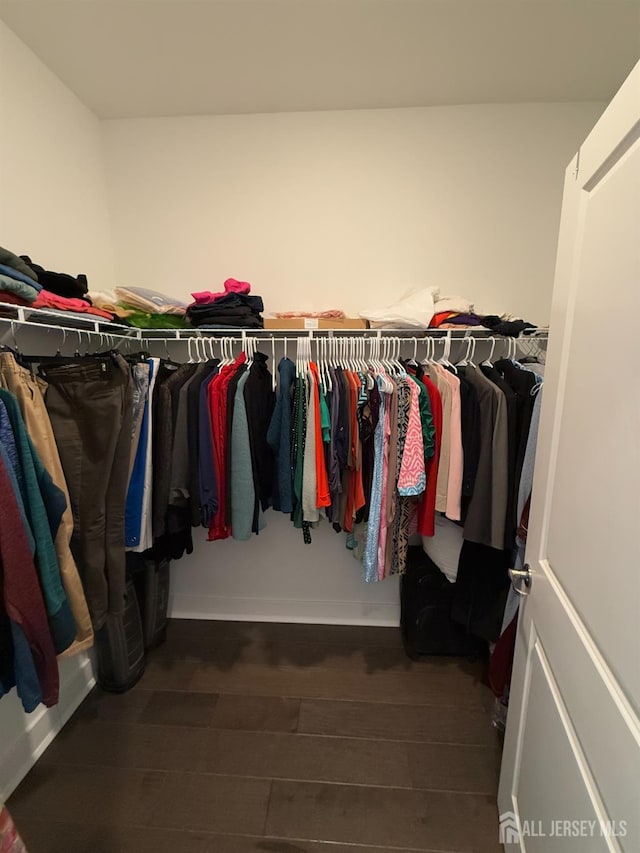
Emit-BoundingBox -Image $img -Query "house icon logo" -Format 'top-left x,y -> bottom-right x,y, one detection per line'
499,810 -> 521,844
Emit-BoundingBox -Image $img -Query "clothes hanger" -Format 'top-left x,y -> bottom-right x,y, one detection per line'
420,335 -> 431,367
207,336 -> 217,363
468,336 -> 477,367
271,335 -> 277,391
457,334 -> 471,367
324,337 -> 333,392
192,336 -> 201,363
324,337 -> 332,391
482,336 -> 496,367
436,333 -> 449,369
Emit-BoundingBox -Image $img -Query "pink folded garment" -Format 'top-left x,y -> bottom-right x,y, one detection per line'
34,290 -> 115,320
274,310 -> 345,319
192,278 -> 251,304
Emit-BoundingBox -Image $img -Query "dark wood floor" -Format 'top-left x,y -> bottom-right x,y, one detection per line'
9,620 -> 503,853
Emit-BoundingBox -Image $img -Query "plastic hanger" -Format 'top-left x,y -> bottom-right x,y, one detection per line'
271,336 -> 277,391
457,334 -> 472,367
482,336 -> 496,367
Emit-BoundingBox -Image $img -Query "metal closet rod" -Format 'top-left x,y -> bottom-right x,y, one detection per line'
141,327 -> 549,340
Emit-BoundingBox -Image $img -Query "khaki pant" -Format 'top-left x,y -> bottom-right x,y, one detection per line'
0,353 -> 93,656
43,354 -> 133,631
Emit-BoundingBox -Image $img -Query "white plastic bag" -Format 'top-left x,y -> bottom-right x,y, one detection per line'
359,287 -> 437,329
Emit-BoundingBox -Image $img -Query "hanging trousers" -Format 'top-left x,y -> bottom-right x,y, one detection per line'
0,353 -> 94,655
44,354 -> 133,630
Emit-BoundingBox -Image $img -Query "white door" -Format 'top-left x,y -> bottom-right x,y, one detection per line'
497,61 -> 640,851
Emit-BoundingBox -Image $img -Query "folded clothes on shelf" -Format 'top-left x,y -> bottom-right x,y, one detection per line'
187,293 -> 264,328
20,256 -> 89,300
123,310 -> 191,329
0,291 -> 31,307
115,286 -> 188,316
0,264 -> 41,292
88,290 -> 136,318
272,310 -> 345,319
192,278 -> 251,304
0,272 -> 40,303
33,290 -> 115,321
0,245 -> 39,282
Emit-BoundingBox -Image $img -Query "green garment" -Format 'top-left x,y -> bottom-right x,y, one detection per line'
320,390 -> 331,444
231,371 -> 265,540
119,307 -> 191,330
406,373 -> 435,460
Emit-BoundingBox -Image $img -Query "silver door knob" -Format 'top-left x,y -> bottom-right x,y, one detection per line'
509,564 -> 532,596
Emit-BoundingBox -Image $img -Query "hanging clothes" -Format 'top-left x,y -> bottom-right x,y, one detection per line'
231,370 -> 261,540
244,352 -> 276,532
44,354 -> 133,630
208,352 -> 247,540
0,451 -> 59,712
0,388 -> 75,653
0,353 -> 93,654
267,357 -> 295,514
417,375 -> 443,538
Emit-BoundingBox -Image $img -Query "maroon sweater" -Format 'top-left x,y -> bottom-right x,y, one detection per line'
0,455 -> 59,706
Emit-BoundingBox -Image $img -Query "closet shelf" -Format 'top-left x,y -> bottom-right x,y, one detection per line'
0,302 -> 548,344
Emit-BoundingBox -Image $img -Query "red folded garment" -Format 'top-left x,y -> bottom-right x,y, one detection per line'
0,291 -> 30,307
192,278 -> 251,305
429,310 -> 459,328
34,290 -> 114,320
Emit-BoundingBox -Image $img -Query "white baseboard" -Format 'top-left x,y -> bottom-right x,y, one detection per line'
0,653 -> 95,801
169,593 -> 400,627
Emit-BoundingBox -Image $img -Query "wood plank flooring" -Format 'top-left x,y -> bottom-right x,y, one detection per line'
9,619 -> 503,853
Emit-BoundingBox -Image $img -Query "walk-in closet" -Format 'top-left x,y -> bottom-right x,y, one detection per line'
0,2 -> 638,851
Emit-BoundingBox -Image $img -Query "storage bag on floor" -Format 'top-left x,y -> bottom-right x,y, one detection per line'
400,546 -> 487,658
133,556 -> 171,650
94,578 -> 146,692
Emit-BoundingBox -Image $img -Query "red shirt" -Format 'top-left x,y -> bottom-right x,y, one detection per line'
207,353 -> 247,541
0,455 -> 59,708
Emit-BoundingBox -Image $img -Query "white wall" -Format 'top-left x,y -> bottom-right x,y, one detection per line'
103,102 -> 603,325
170,506 -> 401,628
0,20 -> 110,799
0,21 -> 115,290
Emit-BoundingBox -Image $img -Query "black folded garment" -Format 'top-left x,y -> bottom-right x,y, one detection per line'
187,293 -> 265,328
189,293 -> 264,313
189,312 -> 264,329
480,315 -> 536,337
20,255 -> 89,299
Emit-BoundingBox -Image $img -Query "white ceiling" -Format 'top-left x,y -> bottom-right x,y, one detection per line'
1,0 -> 639,119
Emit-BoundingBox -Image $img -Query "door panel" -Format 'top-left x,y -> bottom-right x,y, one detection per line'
515,639 -> 606,853
546,138 -> 640,706
498,60 -> 640,852
531,561 -> 639,850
